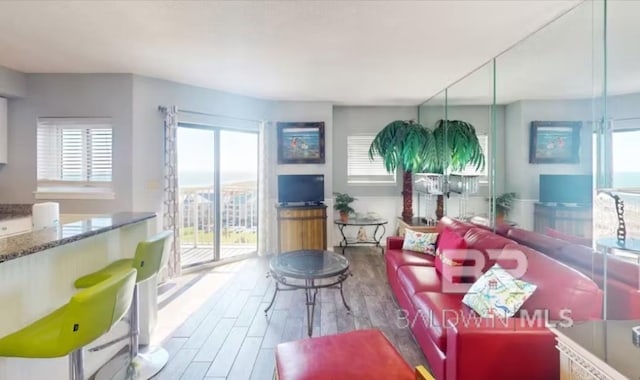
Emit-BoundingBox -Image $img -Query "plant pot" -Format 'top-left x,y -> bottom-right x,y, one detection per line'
496,213 -> 505,226
339,211 -> 349,223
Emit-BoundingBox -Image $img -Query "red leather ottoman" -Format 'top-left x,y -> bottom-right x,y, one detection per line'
275,329 -> 431,380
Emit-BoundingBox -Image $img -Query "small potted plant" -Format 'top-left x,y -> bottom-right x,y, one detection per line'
334,192 -> 356,222
493,192 -> 517,225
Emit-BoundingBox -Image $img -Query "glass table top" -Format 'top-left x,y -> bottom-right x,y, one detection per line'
270,250 -> 350,279
597,237 -> 640,254
333,218 -> 388,226
555,320 -> 640,379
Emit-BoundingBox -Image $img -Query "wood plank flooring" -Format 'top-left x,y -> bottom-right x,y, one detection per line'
181,246 -> 257,267
154,247 -> 427,380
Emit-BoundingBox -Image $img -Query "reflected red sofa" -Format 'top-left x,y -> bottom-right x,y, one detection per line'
385,217 -> 603,380
505,227 -> 640,319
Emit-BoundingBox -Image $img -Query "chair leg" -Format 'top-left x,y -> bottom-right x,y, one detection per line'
129,284 -> 140,360
69,348 -> 84,380
128,281 -> 169,379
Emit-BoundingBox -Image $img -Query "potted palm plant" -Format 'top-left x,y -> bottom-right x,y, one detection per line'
369,119 -> 485,221
492,192 -> 517,225
427,119 -> 485,219
369,120 -> 433,222
334,192 -> 356,222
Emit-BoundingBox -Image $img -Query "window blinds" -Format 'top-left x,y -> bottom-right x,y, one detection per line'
37,118 -> 113,184
347,135 -> 396,184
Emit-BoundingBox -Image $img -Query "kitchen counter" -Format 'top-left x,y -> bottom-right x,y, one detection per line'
0,203 -> 31,221
0,212 -> 156,263
0,212 -> 158,379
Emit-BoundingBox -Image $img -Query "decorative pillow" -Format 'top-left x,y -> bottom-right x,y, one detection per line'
462,264 -> 537,318
402,229 -> 438,255
434,228 -> 468,283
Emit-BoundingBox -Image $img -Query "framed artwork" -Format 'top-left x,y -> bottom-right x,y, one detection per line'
529,121 -> 581,164
277,122 -> 325,164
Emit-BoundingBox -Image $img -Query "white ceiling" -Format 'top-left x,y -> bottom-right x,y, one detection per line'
0,0 -> 581,105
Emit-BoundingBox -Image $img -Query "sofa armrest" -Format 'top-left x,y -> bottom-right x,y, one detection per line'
446,318 -> 557,380
387,236 -> 405,250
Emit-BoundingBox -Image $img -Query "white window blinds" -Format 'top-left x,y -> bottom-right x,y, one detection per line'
347,135 -> 396,184
453,134 -> 489,178
37,118 -> 113,184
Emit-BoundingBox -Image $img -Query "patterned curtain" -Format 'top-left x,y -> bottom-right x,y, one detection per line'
163,106 -> 181,277
258,121 -> 278,256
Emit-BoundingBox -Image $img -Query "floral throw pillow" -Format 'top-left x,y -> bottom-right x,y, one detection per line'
402,229 -> 438,255
462,264 -> 537,318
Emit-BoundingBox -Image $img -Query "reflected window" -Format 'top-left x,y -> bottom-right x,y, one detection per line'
612,129 -> 640,187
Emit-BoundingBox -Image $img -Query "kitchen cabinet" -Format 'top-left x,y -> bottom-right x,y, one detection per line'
0,217 -> 31,238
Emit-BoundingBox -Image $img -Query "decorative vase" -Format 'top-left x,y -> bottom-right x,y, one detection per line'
340,211 -> 349,223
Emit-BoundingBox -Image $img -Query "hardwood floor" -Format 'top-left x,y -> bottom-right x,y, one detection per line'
153,247 -> 427,380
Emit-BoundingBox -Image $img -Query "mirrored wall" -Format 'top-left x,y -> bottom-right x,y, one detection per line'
415,0 -> 640,320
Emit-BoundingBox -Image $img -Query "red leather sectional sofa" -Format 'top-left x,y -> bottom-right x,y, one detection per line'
502,227 -> 640,319
385,217 -> 603,380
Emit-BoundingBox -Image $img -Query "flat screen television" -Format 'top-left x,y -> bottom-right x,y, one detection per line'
278,174 -> 325,205
539,174 -> 593,205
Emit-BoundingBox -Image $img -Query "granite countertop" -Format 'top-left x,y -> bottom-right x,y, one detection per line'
0,212 -> 156,263
0,204 -> 32,221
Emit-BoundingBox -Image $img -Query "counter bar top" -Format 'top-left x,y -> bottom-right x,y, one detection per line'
0,212 -> 156,263
0,204 -> 32,221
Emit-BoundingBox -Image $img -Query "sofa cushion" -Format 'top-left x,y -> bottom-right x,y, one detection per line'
385,248 -> 435,274
498,244 -> 602,321
463,228 -> 517,272
402,229 -> 438,255
462,264 -> 537,318
411,292 -> 471,351
435,228 -> 468,283
398,265 -> 443,296
437,216 -> 475,237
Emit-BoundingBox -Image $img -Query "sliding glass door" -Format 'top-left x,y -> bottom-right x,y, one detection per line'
177,125 -> 258,267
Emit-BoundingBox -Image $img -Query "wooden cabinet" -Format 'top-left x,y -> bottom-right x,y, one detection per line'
277,205 -> 327,253
534,202 -> 592,238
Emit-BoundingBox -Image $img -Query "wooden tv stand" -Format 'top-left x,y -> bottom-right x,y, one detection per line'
533,202 -> 592,238
276,204 -> 327,253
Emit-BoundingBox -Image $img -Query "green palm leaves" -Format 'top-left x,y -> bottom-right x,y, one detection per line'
369,119 -> 485,174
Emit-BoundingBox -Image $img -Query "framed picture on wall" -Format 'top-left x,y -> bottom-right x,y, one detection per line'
529,121 -> 581,164
277,122 -> 325,164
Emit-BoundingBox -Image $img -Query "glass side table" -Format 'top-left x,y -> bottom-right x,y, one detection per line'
334,218 -> 388,255
597,237 -> 640,320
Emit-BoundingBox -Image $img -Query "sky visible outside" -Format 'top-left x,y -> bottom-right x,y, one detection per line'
177,127 -> 258,186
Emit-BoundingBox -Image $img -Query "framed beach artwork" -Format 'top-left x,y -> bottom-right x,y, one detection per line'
529,121 -> 581,164
277,122 -> 325,164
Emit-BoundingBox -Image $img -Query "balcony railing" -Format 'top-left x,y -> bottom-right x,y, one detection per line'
179,184 -> 258,264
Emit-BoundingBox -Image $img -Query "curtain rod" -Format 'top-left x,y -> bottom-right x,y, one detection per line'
158,105 -> 262,123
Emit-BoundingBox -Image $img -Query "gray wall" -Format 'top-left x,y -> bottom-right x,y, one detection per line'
332,106 -> 417,196
0,66 -> 26,98
0,74 -> 134,214
131,75 -> 270,217
504,99 -> 593,199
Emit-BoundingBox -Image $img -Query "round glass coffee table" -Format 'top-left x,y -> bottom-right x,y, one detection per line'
265,250 -> 351,336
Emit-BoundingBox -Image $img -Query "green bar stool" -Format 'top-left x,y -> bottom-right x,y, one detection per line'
0,268 -> 137,380
74,231 -> 172,380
